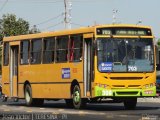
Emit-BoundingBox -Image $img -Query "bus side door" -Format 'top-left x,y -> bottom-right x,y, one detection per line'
10,43 -> 19,98
83,33 -> 94,97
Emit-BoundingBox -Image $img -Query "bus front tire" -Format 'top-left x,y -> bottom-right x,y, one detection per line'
72,85 -> 86,109
123,98 -> 137,110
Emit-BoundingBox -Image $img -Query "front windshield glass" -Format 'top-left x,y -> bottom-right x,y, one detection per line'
97,38 -> 154,72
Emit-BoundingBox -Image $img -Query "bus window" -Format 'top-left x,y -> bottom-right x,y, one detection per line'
30,39 -> 42,64
43,37 -> 55,63
56,36 -> 68,62
3,42 -> 9,66
70,35 -> 83,62
20,40 -> 30,64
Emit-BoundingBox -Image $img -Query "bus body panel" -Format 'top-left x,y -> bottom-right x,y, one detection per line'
2,66 -> 10,97
1,24 -> 156,105
18,62 -> 84,99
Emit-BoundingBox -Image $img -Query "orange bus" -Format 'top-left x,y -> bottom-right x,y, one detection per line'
2,24 -> 156,109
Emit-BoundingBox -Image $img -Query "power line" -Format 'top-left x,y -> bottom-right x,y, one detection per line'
41,21 -> 63,31
71,22 -> 84,27
0,0 -> 8,13
6,0 -> 62,3
35,13 -> 64,26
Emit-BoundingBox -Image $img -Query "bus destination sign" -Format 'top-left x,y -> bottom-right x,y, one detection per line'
96,27 -> 152,36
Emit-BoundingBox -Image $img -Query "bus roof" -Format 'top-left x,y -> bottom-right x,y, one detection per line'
3,24 -> 152,42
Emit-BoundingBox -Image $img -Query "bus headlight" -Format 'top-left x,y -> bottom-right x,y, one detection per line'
145,84 -> 149,88
104,84 -> 107,88
150,83 -> 154,87
144,83 -> 154,88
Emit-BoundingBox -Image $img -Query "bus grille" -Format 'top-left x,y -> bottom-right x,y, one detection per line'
110,77 -> 143,80
112,85 -> 141,88
112,85 -> 125,88
128,85 -> 141,88
116,91 -> 139,95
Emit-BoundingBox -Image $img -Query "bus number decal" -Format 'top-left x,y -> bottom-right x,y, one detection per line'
102,90 -> 112,96
62,68 -> 70,79
128,66 -> 137,71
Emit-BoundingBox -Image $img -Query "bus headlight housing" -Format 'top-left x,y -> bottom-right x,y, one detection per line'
150,83 -> 154,87
144,83 -> 155,89
145,84 -> 149,88
96,83 -> 108,88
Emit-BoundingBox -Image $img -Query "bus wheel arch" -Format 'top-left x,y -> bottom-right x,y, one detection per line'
24,80 -> 30,94
70,80 -> 87,109
24,81 -> 44,106
65,80 -> 80,108
70,79 -> 79,95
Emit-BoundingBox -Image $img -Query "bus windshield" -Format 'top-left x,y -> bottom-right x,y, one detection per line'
97,38 -> 154,72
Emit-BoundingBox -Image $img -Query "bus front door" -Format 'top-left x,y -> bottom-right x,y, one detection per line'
84,38 -> 93,97
10,46 -> 19,98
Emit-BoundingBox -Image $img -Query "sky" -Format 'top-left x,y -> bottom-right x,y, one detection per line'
0,0 -> 160,38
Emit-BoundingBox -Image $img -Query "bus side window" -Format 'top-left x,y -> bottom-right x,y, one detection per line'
70,35 -> 83,62
3,42 -> 9,66
56,36 -> 69,62
20,40 -> 30,64
43,37 -> 55,63
30,39 -> 42,64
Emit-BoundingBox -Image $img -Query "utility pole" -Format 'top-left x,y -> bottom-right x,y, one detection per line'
64,0 -> 72,29
136,20 -> 142,25
112,9 -> 118,24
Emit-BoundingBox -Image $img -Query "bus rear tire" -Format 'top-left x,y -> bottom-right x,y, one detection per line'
72,85 -> 86,109
123,98 -> 137,110
25,84 -> 44,106
25,84 -> 34,106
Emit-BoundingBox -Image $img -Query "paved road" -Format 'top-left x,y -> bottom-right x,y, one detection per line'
0,98 -> 160,120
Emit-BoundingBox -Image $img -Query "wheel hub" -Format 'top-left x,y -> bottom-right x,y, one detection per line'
25,91 -> 30,103
74,91 -> 80,104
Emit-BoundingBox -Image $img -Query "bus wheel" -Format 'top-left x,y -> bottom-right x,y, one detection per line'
25,84 -> 34,106
72,85 -> 86,109
123,98 -> 137,110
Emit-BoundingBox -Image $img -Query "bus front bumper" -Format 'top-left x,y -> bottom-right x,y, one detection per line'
94,86 -> 156,97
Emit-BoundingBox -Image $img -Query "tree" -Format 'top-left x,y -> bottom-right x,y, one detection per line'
0,14 -> 30,72
158,38 -> 160,46
0,14 -> 30,41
